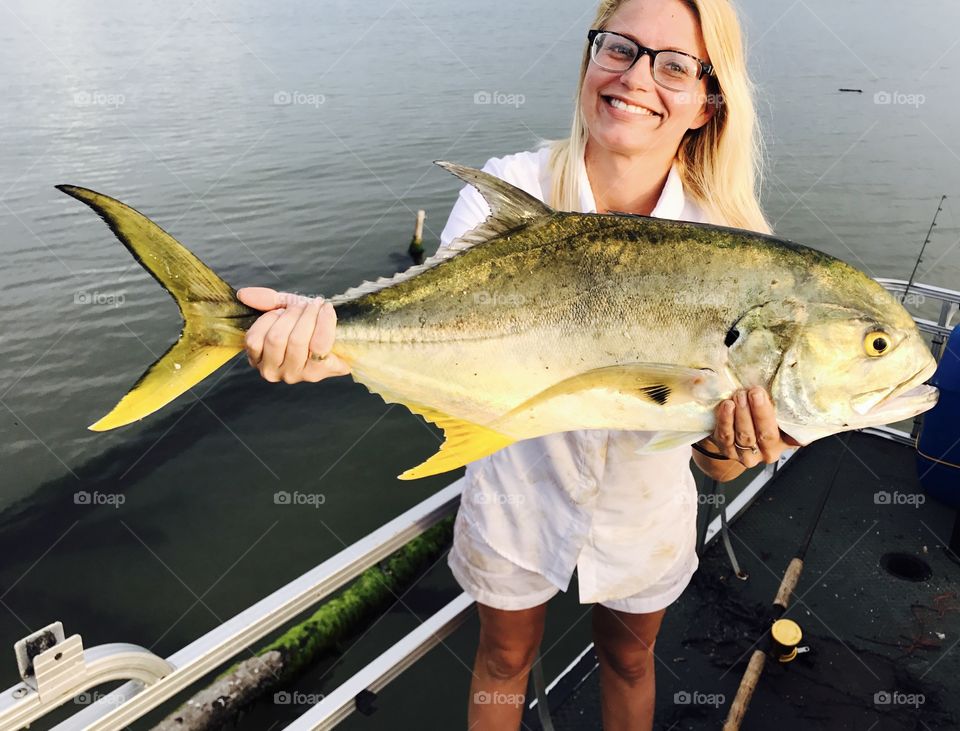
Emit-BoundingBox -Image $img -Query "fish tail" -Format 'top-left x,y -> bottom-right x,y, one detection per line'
57,185 -> 258,431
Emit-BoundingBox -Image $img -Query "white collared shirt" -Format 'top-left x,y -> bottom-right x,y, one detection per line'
438,146 -> 708,605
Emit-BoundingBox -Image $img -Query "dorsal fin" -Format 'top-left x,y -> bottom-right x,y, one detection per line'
434,160 -> 553,232
329,161 -> 554,306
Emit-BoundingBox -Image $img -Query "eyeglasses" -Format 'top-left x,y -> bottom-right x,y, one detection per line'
587,29 -> 714,93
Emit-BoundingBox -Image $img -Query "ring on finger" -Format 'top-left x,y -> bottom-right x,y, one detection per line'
734,440 -> 759,455
308,350 -> 328,362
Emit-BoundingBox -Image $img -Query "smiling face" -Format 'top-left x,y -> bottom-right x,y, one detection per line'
581,0 -> 715,160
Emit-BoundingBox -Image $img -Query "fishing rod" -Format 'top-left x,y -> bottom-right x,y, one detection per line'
900,194 -> 947,440
901,195 -> 947,305
722,434 -> 849,730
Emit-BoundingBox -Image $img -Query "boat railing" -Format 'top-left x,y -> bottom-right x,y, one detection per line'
0,459 -> 804,731
2,280 -> 956,731
0,483 -> 465,731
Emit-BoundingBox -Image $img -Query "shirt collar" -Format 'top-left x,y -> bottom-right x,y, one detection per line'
578,155 -> 686,220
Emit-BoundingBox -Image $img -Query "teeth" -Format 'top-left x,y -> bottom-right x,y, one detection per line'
608,97 -> 657,116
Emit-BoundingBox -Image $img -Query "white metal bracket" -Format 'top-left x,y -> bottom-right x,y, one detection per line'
0,622 -> 173,730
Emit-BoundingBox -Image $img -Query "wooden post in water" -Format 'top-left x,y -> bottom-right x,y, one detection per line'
409,209 -> 426,264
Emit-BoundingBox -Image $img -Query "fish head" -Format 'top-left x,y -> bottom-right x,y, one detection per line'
761,289 -> 939,444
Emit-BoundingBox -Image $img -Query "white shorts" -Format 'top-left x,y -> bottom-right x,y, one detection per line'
447,508 -> 698,615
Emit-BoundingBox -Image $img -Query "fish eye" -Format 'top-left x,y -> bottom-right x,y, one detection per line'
864,331 -> 890,357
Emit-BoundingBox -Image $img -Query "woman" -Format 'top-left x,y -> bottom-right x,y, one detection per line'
238,1 -> 797,728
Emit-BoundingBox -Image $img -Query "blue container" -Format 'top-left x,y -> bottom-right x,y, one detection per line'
917,325 -> 960,506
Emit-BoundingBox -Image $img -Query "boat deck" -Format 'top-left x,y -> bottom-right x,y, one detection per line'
525,432 -> 960,730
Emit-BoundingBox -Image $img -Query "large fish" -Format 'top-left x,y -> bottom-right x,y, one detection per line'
57,162 -> 939,478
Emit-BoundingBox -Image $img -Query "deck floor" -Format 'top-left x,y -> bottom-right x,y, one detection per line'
526,432 -> 960,730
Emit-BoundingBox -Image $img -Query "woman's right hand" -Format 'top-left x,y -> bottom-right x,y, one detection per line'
237,287 -> 351,383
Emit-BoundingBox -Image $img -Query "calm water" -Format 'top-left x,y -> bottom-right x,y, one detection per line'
1,0 -> 959,728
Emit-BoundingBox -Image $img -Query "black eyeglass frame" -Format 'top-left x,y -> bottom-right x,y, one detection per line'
587,29 -> 715,84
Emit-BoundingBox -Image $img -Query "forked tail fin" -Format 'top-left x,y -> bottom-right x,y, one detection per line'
57,185 -> 258,431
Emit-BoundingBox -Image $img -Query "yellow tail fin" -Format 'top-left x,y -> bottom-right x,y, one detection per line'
57,185 -> 258,430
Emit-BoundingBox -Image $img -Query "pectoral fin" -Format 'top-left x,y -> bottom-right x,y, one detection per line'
399,404 -> 515,480
503,363 -> 722,420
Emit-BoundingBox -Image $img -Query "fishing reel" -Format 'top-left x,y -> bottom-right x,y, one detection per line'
770,618 -> 808,663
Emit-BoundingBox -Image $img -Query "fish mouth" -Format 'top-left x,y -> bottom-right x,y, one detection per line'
853,360 -> 939,419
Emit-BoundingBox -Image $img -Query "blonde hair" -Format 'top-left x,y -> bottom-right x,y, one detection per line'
547,0 -> 771,234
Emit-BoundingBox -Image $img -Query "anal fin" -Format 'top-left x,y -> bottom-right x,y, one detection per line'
399,404 -> 514,480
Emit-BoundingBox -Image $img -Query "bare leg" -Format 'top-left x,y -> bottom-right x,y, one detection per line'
468,601 -> 548,730
592,604 -> 666,731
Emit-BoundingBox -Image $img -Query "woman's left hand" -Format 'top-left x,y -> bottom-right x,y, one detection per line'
707,387 -> 801,468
